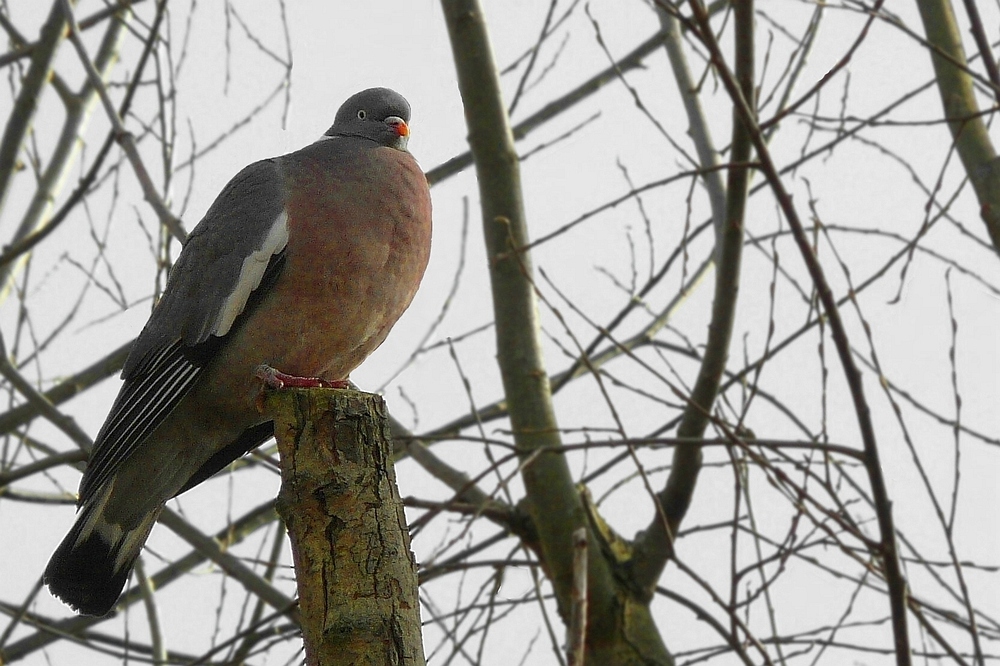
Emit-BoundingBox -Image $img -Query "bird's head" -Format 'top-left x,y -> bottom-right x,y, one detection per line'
326,87 -> 412,152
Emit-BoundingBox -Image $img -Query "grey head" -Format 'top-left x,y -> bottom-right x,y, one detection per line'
325,87 -> 412,151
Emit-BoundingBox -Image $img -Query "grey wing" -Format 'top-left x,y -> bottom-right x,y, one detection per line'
78,159 -> 290,505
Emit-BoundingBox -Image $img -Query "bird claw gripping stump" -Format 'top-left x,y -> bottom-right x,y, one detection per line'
254,364 -> 350,390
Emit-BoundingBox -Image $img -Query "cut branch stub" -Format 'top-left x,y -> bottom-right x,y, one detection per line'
261,388 -> 424,666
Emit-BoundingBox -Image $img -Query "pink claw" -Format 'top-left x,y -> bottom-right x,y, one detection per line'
254,364 -> 349,390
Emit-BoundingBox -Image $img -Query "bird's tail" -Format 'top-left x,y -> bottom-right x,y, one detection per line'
44,494 -> 160,617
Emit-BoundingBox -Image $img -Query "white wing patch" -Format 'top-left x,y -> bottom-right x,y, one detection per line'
213,211 -> 289,336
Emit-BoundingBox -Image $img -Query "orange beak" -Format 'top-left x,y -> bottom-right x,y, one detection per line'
387,117 -> 409,138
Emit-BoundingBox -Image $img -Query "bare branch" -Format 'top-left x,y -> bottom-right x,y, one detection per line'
58,0 -> 187,243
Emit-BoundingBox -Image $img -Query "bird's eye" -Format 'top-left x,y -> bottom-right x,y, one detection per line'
357,109 -> 367,120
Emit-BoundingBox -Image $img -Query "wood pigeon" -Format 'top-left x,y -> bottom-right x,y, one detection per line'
44,88 -> 432,616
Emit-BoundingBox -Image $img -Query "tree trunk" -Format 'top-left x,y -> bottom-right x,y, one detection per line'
262,389 -> 424,666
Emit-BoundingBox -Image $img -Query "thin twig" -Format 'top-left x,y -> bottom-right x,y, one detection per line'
566,528 -> 588,666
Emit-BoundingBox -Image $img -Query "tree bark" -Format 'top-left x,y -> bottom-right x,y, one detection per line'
262,389 -> 424,666
916,0 -> 1000,254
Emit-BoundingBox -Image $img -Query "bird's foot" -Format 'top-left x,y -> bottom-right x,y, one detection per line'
254,364 -> 349,390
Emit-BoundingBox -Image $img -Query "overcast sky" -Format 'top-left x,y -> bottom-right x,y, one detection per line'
1,1 -> 997,664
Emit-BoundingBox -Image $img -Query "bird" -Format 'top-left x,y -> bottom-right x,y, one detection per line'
43,87 -> 433,616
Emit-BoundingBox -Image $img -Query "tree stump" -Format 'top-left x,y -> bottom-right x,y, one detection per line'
261,388 -> 424,666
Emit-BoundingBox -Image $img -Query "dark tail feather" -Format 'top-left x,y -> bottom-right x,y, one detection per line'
44,500 -> 158,616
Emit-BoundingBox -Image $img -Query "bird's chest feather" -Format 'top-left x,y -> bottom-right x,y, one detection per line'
288,147 -> 427,284
259,144 -> 431,373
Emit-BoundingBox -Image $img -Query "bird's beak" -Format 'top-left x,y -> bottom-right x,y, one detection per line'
385,116 -> 410,151
386,116 -> 409,138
